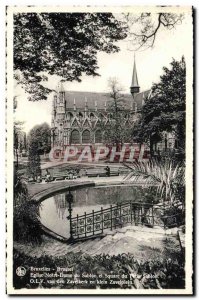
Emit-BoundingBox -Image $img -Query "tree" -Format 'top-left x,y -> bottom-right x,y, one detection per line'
27,123 -> 51,155
27,123 -> 51,178
101,77 -> 133,148
27,142 -> 41,180
14,12 -> 184,101
133,57 -> 186,158
14,121 -> 25,168
14,169 -> 28,207
123,12 -> 184,50
14,168 -> 43,244
14,13 -> 127,100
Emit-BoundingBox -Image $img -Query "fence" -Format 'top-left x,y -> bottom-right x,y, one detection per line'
69,200 -> 184,242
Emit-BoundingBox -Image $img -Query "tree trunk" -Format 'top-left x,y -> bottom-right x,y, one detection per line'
150,138 -> 153,158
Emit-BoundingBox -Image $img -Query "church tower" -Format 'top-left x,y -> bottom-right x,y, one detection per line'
130,54 -> 140,99
51,80 -> 67,149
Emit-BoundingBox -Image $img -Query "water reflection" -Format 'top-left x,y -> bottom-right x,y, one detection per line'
39,185 -> 146,238
54,194 -> 67,220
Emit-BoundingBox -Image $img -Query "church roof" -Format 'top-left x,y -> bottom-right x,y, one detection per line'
63,90 -> 150,110
134,90 -> 151,108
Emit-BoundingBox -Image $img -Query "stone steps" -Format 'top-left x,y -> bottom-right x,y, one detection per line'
14,225 -> 183,260
68,225 -> 182,258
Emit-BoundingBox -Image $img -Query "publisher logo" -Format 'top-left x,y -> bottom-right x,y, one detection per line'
16,266 -> 26,277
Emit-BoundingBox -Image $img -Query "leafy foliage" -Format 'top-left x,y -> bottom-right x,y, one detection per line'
124,159 -> 185,204
14,169 -> 43,244
133,57 -> 186,159
27,123 -> 51,178
14,121 -> 26,167
27,143 -> 41,179
14,13 -> 127,100
14,12 -> 185,101
14,168 -> 28,207
27,123 -> 51,155
14,200 -> 42,244
14,121 -> 25,150
13,249 -> 185,289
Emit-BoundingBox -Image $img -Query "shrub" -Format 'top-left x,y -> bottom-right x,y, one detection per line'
124,159 -> 185,205
14,168 -> 43,244
13,200 -> 43,244
13,250 -> 185,290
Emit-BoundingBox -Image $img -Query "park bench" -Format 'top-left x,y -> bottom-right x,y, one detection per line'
28,176 -> 42,183
53,170 -> 80,181
86,169 -> 107,178
86,167 -> 120,178
28,177 -> 35,183
109,168 -> 120,176
53,171 -> 68,181
65,173 -> 80,180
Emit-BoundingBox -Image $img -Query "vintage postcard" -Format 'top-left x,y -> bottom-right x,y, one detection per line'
6,5 -> 193,295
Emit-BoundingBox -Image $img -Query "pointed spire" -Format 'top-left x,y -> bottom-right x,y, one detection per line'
95,101 -> 98,111
84,97 -> 88,111
53,93 -> 57,105
130,53 -> 140,97
59,80 -> 65,93
131,54 -> 139,87
73,98 -> 76,111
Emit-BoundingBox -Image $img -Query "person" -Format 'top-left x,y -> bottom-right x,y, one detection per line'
45,169 -> 51,183
105,166 -> 110,177
36,175 -> 42,183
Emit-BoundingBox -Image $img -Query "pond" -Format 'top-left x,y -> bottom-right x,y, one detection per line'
39,184 -> 147,238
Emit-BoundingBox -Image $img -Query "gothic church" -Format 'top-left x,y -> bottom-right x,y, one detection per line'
51,59 -> 150,150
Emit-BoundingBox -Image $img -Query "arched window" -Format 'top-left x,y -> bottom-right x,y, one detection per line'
82,130 -> 90,144
79,112 -> 83,120
71,130 -> 80,144
99,113 -> 103,119
95,130 -> 102,143
66,112 -> 73,121
64,134 -> 67,145
90,113 -> 95,121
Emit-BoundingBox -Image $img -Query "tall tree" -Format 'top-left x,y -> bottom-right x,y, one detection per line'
27,123 -> 51,179
27,141 -> 41,180
133,57 -> 186,158
14,12 -> 184,101
14,121 -> 25,168
101,77 -> 133,148
123,12 -> 184,50
14,13 -> 127,100
27,123 -> 51,155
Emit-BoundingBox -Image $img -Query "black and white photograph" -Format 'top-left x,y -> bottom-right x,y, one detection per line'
6,5 -> 193,295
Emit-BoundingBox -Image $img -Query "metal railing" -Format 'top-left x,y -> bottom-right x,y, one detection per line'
68,200 -> 184,242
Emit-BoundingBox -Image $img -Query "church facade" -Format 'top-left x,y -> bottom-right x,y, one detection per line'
51,59 -> 151,150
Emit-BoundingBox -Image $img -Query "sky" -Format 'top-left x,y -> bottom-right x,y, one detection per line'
14,10 -> 192,133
